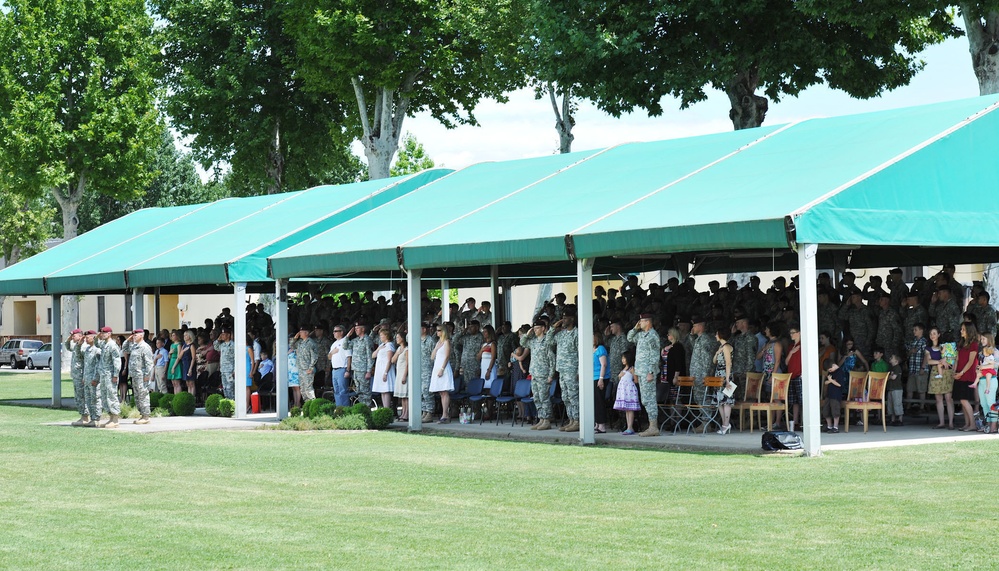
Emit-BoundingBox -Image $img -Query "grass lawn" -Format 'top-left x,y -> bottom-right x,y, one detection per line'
0,370 -> 74,402
0,372 -> 995,570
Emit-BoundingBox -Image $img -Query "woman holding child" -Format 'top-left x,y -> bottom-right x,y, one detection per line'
925,326 -> 955,429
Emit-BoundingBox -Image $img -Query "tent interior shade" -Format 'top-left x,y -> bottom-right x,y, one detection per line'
268,94 -> 999,280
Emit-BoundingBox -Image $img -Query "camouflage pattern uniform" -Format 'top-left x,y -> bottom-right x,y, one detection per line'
290,336 -> 319,401
816,300 -> 839,339
839,303 -> 874,357
732,331 -> 757,377
421,333 -> 436,414
546,327 -> 580,421
65,338 -> 86,415
521,331 -> 553,419
96,338 -> 122,416
901,304 -> 929,344
627,327 -> 661,424
496,331 -> 518,376
688,332 -> 720,416
606,333 -> 633,380
81,342 -> 102,421
122,339 -> 154,416
349,334 -> 374,405
214,339 -> 235,399
929,297 -> 961,342
453,329 -> 483,384
875,307 -> 903,359
969,302 -> 997,337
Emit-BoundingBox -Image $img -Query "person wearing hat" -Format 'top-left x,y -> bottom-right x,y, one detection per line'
122,329 -> 155,424
969,290 -> 997,338
603,318 -> 633,384
521,319 -> 555,430
816,288 -> 839,341
839,287 -> 874,358
327,323 -> 353,407
345,321 -> 375,406
214,328 -> 236,400
874,292 -> 903,362
929,285 -> 961,343
65,329 -> 90,426
80,330 -> 102,427
687,315 -> 720,432
627,313 -> 662,436
887,268 -> 909,310
312,323 -> 332,396
95,327 -> 123,428
546,309 -> 580,432
291,324 -> 319,402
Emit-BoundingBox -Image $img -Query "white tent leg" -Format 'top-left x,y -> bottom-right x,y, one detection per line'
275,279 -> 289,419
52,295 -> 62,407
798,244 -> 822,457
234,283 -> 248,418
578,258 -> 595,445
407,269 -> 423,431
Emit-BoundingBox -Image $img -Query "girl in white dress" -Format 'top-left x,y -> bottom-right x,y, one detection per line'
392,332 -> 410,421
371,328 -> 396,410
479,325 -> 498,389
430,324 -> 455,422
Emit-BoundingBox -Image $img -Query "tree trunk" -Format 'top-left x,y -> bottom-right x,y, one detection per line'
352,77 -> 413,180
265,118 -> 284,194
50,176 -> 85,348
962,7 -> 999,95
548,83 -> 575,154
726,69 -> 768,130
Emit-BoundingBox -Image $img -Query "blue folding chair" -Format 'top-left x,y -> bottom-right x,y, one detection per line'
549,377 -> 565,426
469,378 -> 500,424
515,379 -> 535,426
454,377 -> 484,414
499,378 -> 531,426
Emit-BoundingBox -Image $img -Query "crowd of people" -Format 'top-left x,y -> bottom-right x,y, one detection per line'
62,264 -> 999,439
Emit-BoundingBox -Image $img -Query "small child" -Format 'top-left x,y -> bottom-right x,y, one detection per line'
905,324 -> 928,412
613,351 -> 640,435
870,347 -> 889,373
256,351 -> 274,393
976,334 -> 998,434
886,353 -> 905,426
822,358 -> 845,433
153,338 -> 169,393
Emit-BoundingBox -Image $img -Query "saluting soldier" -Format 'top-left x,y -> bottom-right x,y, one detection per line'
628,313 -> 662,437
521,319 -> 554,430
81,331 -> 101,427
420,322 -> 437,423
66,328 -> 89,426
546,309 -> 580,432
214,328 -> 236,399
290,325 -> 319,401
95,327 -> 122,429
122,329 -> 154,424
346,322 -> 375,406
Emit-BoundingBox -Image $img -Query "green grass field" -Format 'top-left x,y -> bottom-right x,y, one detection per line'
0,371 -> 995,569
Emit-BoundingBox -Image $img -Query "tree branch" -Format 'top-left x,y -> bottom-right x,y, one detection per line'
381,87 -> 395,141
351,76 -> 372,140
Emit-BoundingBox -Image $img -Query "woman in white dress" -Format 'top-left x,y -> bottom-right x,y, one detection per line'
371,328 -> 396,410
479,324 -> 498,389
391,332 -> 410,421
430,324 -> 455,423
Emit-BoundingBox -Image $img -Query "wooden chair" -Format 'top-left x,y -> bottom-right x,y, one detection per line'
733,372 -> 764,432
664,376 -> 695,434
840,370 -> 869,425
843,371 -> 889,433
749,373 -> 791,432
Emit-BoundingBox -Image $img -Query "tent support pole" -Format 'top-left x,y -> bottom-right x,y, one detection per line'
154,287 -> 161,333
275,279 -> 289,419
798,243 -> 822,457
407,269 -> 423,431
489,265 -> 499,328
578,258 -> 595,445
52,295 -> 62,407
234,283 -> 248,419
441,280 -> 450,322
133,288 -> 145,331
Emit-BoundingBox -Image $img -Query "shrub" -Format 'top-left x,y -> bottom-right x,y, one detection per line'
346,403 -> 372,421
205,394 -> 222,416
119,403 -> 138,419
217,398 -> 235,418
159,393 -> 175,415
288,406 -> 302,418
317,401 -> 337,418
277,416 -> 314,431
149,392 -> 164,409
151,407 -> 172,418
311,415 -> 338,430
304,398 -> 331,419
331,413 -> 369,431
332,406 -> 348,418
171,391 -> 196,416
371,407 -> 393,429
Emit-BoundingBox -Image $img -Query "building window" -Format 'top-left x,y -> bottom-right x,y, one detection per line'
97,296 -> 106,329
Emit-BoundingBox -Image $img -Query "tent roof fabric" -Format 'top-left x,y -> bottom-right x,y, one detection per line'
268,94 -> 999,278
0,170 -> 451,295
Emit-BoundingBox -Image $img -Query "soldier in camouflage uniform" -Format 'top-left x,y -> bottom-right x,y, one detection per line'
66,329 -> 89,426
688,318 -> 720,427
522,320 -> 554,430
452,320 -> 483,388
95,327 -> 122,429
816,289 -> 839,340
81,331 -> 101,427
546,311 -> 580,431
604,319 -> 633,382
122,329 -> 155,424
420,323 -> 437,422
627,314 -> 662,437
496,321 -> 518,378
732,318 -> 757,380
887,268 -> 909,312
214,328 -> 236,399
968,291 -> 997,337
290,325 -> 319,401
346,322 -> 375,406
901,292 -> 930,345
839,290 -> 874,358
929,286 -> 961,343
874,294 -> 904,360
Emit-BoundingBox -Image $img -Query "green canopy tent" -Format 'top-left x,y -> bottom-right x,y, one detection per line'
0,169 -> 452,417
268,94 -> 999,454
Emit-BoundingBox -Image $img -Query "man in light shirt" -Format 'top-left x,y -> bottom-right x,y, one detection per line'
328,324 -> 352,406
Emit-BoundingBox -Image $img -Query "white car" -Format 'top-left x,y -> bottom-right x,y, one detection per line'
26,343 -> 54,370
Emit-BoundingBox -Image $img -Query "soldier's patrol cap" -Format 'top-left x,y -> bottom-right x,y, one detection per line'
100,326 -> 113,333
610,318 -> 623,325
532,319 -> 546,327
71,328 -> 82,334
299,324 -> 310,331
221,327 -> 232,333
85,330 -> 97,335
421,322 -> 432,328
890,268 -> 903,275
690,314 -> 706,324
640,313 -> 655,320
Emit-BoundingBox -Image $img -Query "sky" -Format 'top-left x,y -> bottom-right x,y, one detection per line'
384,34 -> 981,171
